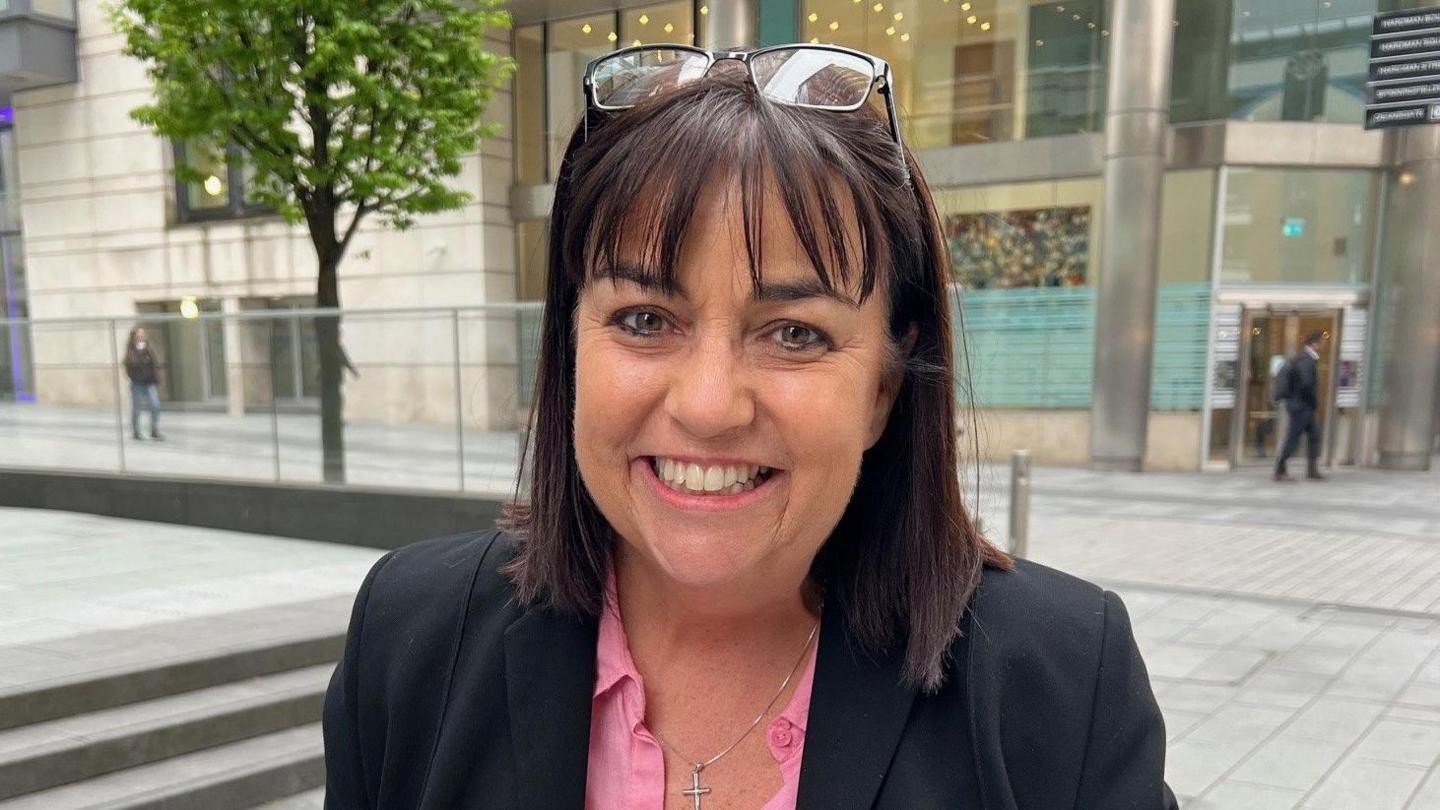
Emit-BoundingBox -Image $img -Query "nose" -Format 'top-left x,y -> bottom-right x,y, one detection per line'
663,335 -> 755,440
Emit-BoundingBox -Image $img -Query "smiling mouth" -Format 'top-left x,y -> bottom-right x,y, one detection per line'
648,456 -> 777,496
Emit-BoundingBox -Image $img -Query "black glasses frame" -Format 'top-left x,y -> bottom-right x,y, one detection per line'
580,43 -> 909,182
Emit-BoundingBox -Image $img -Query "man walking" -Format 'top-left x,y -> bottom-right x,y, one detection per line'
1274,330 -> 1326,482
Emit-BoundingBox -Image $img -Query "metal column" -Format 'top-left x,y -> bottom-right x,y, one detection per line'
1089,0 -> 1177,472
1377,125 -> 1440,471
704,0 -> 757,50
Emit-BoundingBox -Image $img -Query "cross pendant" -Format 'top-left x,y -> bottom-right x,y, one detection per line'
681,764 -> 712,810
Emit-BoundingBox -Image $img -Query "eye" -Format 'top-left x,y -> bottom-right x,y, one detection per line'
771,322 -> 829,352
615,308 -> 669,336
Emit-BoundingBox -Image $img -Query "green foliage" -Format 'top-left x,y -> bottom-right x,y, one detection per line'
111,0 -> 515,253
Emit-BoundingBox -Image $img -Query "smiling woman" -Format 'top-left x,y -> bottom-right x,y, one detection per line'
322,44 -> 1177,810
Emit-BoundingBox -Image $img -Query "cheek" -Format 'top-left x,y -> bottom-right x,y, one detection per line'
573,336 -> 660,464
760,362 -> 881,480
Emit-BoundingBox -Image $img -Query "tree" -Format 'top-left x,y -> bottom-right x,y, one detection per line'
112,0 -> 514,483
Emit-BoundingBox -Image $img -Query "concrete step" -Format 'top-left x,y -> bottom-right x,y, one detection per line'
251,788 -> 325,808
0,665 -> 333,800
0,599 -> 349,731
0,723 -> 324,810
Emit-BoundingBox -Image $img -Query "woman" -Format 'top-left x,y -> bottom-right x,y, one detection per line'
123,326 -> 162,441
323,44 -> 1175,809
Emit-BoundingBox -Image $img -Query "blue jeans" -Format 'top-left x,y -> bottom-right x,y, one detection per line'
131,382 -> 160,436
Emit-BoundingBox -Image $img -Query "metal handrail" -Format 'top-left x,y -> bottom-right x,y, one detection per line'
0,301 -> 546,328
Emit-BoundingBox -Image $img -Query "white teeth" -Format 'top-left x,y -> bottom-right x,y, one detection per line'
652,457 -> 773,495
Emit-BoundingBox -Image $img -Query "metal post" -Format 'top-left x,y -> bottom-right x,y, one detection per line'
1089,0 -> 1177,471
1008,449 -> 1031,559
452,309 -> 466,491
269,319 -> 282,482
704,0 -> 757,49
108,318 -> 127,472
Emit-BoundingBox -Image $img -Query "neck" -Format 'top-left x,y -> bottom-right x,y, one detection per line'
613,544 -> 820,662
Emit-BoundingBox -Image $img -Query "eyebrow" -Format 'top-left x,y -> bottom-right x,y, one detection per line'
594,264 -> 858,306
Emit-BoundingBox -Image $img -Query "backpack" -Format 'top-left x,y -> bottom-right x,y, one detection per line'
1272,359 -> 1294,404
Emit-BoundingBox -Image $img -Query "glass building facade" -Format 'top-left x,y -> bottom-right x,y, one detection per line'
507,0 -> 1431,470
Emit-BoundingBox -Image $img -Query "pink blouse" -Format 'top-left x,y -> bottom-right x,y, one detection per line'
585,587 -> 818,810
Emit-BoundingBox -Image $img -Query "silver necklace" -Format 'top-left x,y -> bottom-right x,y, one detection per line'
649,618 -> 820,810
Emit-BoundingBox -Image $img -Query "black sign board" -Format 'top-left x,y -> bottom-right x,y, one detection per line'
1368,77 -> 1440,104
1367,6 -> 1440,129
1370,32 -> 1440,60
1365,103 -> 1440,130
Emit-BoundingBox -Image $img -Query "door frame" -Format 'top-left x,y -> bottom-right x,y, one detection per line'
1228,304 -> 1344,469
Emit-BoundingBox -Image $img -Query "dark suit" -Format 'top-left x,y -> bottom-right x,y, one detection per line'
1275,349 -> 1321,475
322,531 -> 1177,809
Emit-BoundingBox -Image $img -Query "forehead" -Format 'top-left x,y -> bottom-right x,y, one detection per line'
597,169 -> 875,304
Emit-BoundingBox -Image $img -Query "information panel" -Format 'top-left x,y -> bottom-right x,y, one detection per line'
1366,6 -> 1440,129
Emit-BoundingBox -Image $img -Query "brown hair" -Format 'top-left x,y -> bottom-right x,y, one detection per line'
505,65 -> 1008,691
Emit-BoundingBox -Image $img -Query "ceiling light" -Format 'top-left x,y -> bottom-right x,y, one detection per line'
664,22 -> 673,32
980,21 -> 991,31
699,5 -> 708,15
638,14 -> 649,25
581,23 -> 591,34
808,12 -> 818,22
900,32 -> 910,42
829,20 -> 840,30
894,11 -> 904,20
967,14 -> 977,24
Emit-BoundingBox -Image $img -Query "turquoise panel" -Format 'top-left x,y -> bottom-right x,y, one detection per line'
757,0 -> 797,46
954,283 -> 1210,411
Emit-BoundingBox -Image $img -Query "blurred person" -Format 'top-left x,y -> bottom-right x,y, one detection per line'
123,326 -> 162,441
322,44 -> 1174,809
1273,330 -> 1327,482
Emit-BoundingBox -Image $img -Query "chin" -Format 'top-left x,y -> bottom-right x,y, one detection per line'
631,523 -> 771,589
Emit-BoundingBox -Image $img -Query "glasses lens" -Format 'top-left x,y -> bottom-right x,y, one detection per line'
750,48 -> 875,108
591,48 -> 710,109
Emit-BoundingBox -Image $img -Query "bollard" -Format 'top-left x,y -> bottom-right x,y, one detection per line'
1008,449 -> 1031,559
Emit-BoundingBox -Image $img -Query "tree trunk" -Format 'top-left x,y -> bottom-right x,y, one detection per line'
316,257 -> 345,484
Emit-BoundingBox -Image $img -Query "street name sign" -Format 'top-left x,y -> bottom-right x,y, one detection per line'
1366,5 -> 1440,129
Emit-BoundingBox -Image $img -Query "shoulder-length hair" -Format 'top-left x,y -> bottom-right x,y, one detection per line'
505,65 -> 1009,691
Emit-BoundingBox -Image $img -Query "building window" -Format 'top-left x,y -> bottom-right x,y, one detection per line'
1171,0 -> 1385,125
1220,168 -> 1379,286
514,2 -> 700,185
174,141 -> 271,223
802,0 -> 1108,148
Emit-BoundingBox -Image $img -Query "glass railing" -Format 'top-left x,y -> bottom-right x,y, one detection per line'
0,304 -> 544,497
28,0 -> 76,22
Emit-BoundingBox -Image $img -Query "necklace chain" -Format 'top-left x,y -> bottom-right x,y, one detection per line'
649,618 -> 820,776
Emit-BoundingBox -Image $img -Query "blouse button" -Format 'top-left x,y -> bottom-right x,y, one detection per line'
768,718 -> 793,747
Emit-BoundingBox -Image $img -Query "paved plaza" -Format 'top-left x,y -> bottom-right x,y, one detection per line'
2,450 -> 1439,807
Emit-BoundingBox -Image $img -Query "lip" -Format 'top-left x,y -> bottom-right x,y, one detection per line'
635,456 -> 784,512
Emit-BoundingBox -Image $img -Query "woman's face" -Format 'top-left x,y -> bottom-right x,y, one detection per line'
573,176 -> 902,594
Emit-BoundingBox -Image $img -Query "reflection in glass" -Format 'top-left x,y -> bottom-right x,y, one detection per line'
802,0 -> 1108,148
620,1 -> 694,48
1171,0 -> 1393,125
185,144 -> 230,211
1220,169 -> 1377,286
547,13 -> 617,179
514,25 -> 546,185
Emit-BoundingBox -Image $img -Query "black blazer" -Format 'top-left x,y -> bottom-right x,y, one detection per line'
322,531 -> 1177,809
1283,351 -> 1320,411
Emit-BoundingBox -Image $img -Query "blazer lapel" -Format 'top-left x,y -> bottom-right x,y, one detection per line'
503,607 -> 598,808
795,600 -> 918,810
